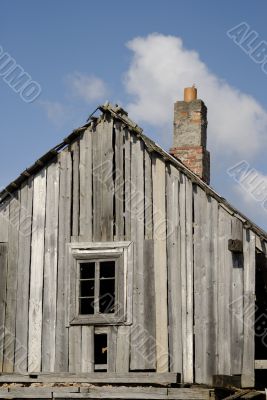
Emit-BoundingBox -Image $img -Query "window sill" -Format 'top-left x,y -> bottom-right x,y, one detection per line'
70,314 -> 128,326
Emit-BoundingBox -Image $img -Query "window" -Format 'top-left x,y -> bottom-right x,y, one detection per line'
79,259 -> 116,315
68,241 -> 133,325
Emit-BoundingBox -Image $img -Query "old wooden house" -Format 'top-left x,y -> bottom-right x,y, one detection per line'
0,86 -> 267,398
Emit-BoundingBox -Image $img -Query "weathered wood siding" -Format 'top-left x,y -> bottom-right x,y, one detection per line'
0,112 -> 262,387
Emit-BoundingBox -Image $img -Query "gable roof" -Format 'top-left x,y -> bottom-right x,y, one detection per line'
1,102 -> 267,242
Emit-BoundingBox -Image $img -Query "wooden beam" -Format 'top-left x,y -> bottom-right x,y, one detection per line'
241,230 -> 256,388
0,372 -> 179,385
166,165 -> 182,375
55,150 -> 72,371
15,180 -> 33,373
28,171 -> 47,372
42,163 -> 59,372
0,242 -> 8,372
255,359 -> 267,369
152,156 -> 168,372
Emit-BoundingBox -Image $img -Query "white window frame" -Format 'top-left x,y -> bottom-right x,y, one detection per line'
68,241 -> 133,326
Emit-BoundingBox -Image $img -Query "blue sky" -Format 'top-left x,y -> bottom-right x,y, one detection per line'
1,0 -> 267,230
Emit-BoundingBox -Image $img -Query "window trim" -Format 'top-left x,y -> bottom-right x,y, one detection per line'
68,241 -> 133,326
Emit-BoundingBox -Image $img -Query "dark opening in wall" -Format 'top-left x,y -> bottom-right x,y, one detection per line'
255,251 -> 267,361
232,252 -> 244,268
94,333 -> 108,371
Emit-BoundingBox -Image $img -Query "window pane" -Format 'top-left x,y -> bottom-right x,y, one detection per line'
80,297 -> 94,315
100,261 -> 115,278
80,262 -> 95,279
99,279 -> 115,313
80,280 -> 95,297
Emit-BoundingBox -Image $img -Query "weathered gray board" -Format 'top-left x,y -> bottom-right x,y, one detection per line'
15,180 -> 33,372
0,386 -> 214,400
42,163 -> 60,372
0,372 -> 178,384
4,195 -> 20,372
0,241 -> 8,371
0,110 -> 262,388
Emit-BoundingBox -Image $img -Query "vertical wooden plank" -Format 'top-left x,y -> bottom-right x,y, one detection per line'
113,122 -> 131,373
79,129 -> 92,238
116,159 -> 133,378
42,163 -> 59,372
193,185 -> 206,384
209,198 -> 219,380
92,122 -> 102,242
217,207 -> 225,377
71,140 -> 80,238
3,195 -> 20,372
68,138 -> 82,373
152,156 -> 168,372
223,210 -> 233,378
55,150 -> 72,372
194,190 -> 218,385
81,326 -> 94,373
79,128 -> 94,373
130,137 -> 156,371
179,173 -> 189,381
144,151 -> 153,240
108,326 -> 117,373
143,238 -> 156,368
28,170 -> 47,372
93,117 -> 114,242
0,242 -> 8,372
114,121 -> 124,241
116,325 -> 130,373
125,240 -> 134,326
0,203 -> 9,372
231,218 -> 244,375
166,165 -> 182,374
130,134 -> 144,370
0,204 -> 9,242
242,229 -> 255,388
185,178 -> 193,383
69,326 -> 81,372
101,116 -> 114,242
195,192 -> 220,385
217,207 -> 232,377
203,194 -> 212,385
15,180 -> 33,373
124,128 -> 131,241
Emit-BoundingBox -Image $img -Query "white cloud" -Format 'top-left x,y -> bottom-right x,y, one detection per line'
66,72 -> 108,103
231,171 -> 267,224
124,34 -> 267,159
39,100 -> 71,127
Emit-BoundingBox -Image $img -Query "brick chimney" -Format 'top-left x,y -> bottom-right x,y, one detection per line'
170,87 -> 210,184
